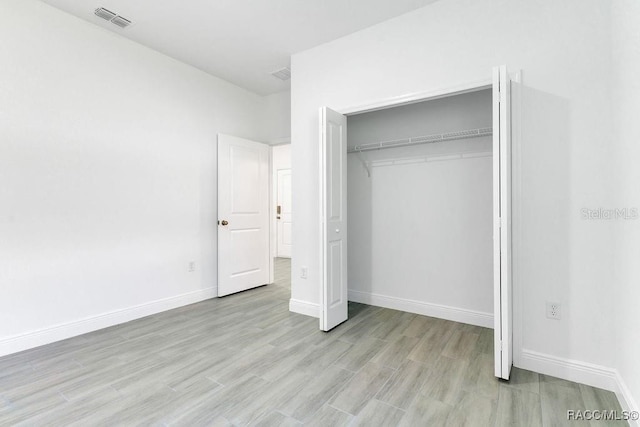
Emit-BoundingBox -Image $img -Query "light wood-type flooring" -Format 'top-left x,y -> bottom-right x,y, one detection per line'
0,258 -> 626,426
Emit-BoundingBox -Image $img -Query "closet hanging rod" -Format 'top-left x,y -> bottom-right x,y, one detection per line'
347,127 -> 492,153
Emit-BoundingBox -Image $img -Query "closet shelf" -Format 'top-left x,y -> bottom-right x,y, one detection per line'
347,127 -> 492,153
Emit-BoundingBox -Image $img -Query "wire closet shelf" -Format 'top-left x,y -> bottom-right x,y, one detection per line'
347,127 -> 492,153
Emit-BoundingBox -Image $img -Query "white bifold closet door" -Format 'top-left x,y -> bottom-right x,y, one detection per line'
493,65 -> 513,380
319,107 -> 348,331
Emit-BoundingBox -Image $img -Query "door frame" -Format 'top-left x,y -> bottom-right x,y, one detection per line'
320,71 -> 521,370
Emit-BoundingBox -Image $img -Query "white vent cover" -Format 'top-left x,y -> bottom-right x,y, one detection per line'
94,7 -> 116,21
271,67 -> 291,81
94,7 -> 132,29
111,16 -> 132,28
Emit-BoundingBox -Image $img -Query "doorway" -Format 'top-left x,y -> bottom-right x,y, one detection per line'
273,144 -> 292,258
217,138 -> 293,305
272,143 -> 293,307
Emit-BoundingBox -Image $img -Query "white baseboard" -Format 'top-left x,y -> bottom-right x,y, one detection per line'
520,349 -> 639,426
347,289 -> 493,328
0,286 -> 218,358
520,349 -> 618,391
614,370 -> 640,427
289,298 -> 319,318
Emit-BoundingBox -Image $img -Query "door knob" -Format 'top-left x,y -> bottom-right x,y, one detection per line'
220,220 -> 229,226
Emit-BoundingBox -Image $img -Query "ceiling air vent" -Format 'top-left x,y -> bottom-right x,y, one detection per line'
94,7 -> 116,21
271,67 -> 291,81
111,15 -> 132,28
94,7 -> 132,29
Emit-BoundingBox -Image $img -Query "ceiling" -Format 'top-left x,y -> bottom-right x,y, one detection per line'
40,0 -> 439,95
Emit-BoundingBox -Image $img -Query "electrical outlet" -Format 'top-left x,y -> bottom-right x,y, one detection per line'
301,267 -> 308,279
188,261 -> 195,272
546,301 -> 561,319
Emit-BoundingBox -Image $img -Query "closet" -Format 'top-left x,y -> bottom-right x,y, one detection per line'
345,89 -> 494,327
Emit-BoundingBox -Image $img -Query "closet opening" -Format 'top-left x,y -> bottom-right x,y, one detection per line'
345,89 -> 494,334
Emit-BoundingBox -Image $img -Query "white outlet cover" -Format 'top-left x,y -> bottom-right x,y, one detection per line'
546,301 -> 561,319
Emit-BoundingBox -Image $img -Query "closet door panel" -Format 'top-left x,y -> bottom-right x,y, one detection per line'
320,107 -> 348,331
493,65 -> 513,380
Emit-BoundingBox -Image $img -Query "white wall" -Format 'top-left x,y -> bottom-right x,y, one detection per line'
272,144 -> 292,172
0,0 -> 267,355
347,90 -> 493,326
263,90 -> 292,144
612,0 -> 640,415
291,0 -> 618,390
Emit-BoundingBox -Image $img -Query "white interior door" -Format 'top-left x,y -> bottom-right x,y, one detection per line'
276,169 -> 292,258
218,134 -> 271,297
493,65 -> 513,380
319,107 -> 348,331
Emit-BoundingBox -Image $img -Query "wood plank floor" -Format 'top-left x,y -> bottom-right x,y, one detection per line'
0,258 -> 626,426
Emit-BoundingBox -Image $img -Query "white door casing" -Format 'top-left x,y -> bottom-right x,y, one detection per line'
319,107 -> 348,331
493,65 -> 513,380
218,134 -> 271,297
276,169 -> 292,258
